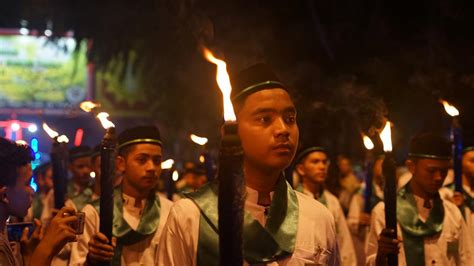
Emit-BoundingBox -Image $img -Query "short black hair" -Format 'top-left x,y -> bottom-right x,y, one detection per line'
0,138 -> 34,187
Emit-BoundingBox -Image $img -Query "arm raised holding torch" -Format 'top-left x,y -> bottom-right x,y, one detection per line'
376,121 -> 399,266
43,123 -> 70,209
96,112 -> 116,246
203,48 -> 245,266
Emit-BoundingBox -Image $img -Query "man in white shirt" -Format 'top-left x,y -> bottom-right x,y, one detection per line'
294,145 -> 356,266
366,133 -> 472,265
69,125 -> 172,265
158,63 -> 340,265
440,139 -> 474,246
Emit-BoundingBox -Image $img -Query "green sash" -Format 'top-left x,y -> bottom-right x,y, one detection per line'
397,183 -> 444,266
185,177 -> 299,265
32,194 -> 44,219
67,182 -> 94,211
110,188 -> 161,265
462,190 -> 474,212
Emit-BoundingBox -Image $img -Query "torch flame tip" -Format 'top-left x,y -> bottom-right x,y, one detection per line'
96,112 -> 115,129
190,134 -> 208,145
362,135 -> 375,150
379,121 -> 393,152
202,47 -> 237,122
80,101 -> 101,113
439,99 -> 459,117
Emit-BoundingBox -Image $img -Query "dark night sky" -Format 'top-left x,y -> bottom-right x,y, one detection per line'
2,0 -> 474,163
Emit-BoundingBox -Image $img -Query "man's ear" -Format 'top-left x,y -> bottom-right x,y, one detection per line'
295,163 -> 306,177
406,159 -> 416,174
116,155 -> 126,173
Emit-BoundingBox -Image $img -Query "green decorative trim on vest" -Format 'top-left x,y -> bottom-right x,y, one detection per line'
397,182 -> 444,266
32,194 -> 44,219
67,182 -> 94,211
111,187 -> 162,265
185,177 -> 299,265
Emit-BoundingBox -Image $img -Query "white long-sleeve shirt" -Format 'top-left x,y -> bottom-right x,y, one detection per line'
69,193 -> 172,266
366,199 -> 472,265
440,184 -> 474,247
302,188 -> 356,266
158,186 -> 340,265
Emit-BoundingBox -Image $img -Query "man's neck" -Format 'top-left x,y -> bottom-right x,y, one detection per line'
244,161 -> 281,194
302,180 -> 323,197
122,180 -> 151,207
410,179 -> 435,200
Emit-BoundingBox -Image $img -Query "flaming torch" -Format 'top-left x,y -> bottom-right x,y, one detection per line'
440,100 -> 462,192
161,159 -> 175,200
43,123 -> 69,209
203,47 -> 244,266
96,112 -> 116,244
190,134 -> 215,182
362,134 -> 375,214
380,121 -> 397,266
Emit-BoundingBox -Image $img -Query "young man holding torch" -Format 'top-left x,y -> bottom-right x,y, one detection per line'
41,146 -> 94,223
294,145 -> 356,266
158,63 -> 339,265
440,138 -> 474,246
70,125 -> 172,265
366,133 -> 472,265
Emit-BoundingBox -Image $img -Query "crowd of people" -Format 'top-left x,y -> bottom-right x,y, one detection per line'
1,63 -> 472,265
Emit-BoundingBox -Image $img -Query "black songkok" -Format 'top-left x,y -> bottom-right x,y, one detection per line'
408,133 -> 451,160
69,145 -> 92,161
117,125 -> 162,151
463,135 -> 474,154
294,145 -> 326,165
231,63 -> 287,104
91,144 -> 101,160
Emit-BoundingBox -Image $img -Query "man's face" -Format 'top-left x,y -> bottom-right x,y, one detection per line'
118,143 -> 162,193
237,88 -> 299,172
297,151 -> 328,184
69,156 -> 92,186
408,158 -> 450,194
7,163 -> 33,217
463,151 -> 474,181
337,157 -> 352,176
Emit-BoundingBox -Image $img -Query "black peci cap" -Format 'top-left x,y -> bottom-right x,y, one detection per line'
408,133 -> 451,160
117,125 -> 162,151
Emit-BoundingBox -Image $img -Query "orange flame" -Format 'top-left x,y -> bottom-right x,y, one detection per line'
362,134 -> 374,150
202,48 -> 237,122
96,112 -> 115,129
439,100 -> 459,117
379,121 -> 392,152
80,101 -> 100,113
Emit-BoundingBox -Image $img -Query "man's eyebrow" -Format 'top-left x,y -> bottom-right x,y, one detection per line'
251,108 -> 277,116
283,106 -> 297,113
251,106 -> 296,116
